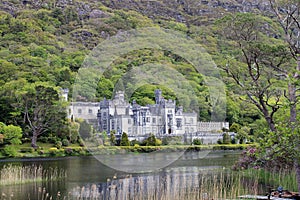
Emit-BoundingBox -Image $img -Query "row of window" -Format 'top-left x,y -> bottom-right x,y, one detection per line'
76,109 -> 93,114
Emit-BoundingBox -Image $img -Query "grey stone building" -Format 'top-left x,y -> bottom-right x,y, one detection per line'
97,90 -> 198,136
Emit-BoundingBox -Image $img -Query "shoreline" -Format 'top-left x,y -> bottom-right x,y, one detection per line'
0,144 -> 253,160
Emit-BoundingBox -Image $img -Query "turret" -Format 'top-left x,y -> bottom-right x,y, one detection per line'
155,89 -> 162,104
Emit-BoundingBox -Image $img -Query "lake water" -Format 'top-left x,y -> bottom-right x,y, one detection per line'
0,150 -> 243,199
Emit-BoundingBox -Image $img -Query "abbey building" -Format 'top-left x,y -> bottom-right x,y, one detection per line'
68,89 -> 229,137
98,90 -> 197,136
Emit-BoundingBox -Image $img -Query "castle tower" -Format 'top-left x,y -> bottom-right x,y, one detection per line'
155,89 -> 162,104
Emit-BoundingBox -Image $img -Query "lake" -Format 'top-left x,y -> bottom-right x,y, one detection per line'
0,150 -> 244,199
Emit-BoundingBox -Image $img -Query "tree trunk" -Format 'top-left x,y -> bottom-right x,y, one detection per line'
288,83 -> 297,123
31,133 -> 38,149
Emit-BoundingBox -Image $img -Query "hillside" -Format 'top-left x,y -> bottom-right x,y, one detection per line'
0,0 -> 279,144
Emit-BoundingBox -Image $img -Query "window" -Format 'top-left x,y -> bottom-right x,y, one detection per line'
146,117 -> 150,123
78,109 -> 82,114
128,128 -> 132,134
176,118 -> 182,129
88,109 -> 93,114
190,118 -> 193,124
152,118 -> 156,124
128,119 -> 131,124
168,110 -> 172,113
111,120 -> 115,130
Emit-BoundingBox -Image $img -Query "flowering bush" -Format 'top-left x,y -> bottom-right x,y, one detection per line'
232,147 -> 259,170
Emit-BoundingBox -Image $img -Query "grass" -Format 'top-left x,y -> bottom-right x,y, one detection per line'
241,168 -> 298,192
0,165 -> 296,199
0,164 -> 66,186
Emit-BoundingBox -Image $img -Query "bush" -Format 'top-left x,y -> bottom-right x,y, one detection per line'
120,132 -> 130,146
55,141 -> 62,149
19,147 -> 34,153
49,147 -> 58,156
64,148 -> 73,155
38,136 -> 48,143
130,139 -> 140,146
222,133 -> 231,144
193,138 -> 202,145
142,134 -> 161,146
48,135 -> 59,144
4,146 -> 18,157
62,139 -> 69,146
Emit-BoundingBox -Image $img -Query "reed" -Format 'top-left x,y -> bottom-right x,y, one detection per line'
66,169 -> 261,200
0,164 -> 66,186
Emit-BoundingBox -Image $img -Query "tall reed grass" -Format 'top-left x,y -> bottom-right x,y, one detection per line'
66,169 -> 263,200
0,164 -> 66,186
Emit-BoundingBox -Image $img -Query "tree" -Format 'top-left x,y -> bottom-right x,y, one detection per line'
219,11 -> 300,192
267,1 -> 300,192
10,81 -> 67,148
120,132 -> 130,146
110,130 -> 116,146
218,13 -> 289,132
222,133 -> 231,144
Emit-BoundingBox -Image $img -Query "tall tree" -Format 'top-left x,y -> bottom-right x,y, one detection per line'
268,0 -> 300,192
3,80 -> 67,148
218,13 -> 289,132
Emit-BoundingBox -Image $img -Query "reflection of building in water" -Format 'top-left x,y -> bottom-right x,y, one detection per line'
70,167 -> 218,199
97,90 -> 198,136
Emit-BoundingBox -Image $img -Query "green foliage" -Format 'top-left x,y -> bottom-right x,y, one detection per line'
120,132 -> 130,146
4,145 -> 18,157
142,134 -> 161,146
110,130 -> 116,146
55,141 -> 62,149
229,122 -> 241,133
193,138 -> 202,145
62,139 -> 69,147
0,123 -> 22,145
222,133 -> 231,144
78,119 -> 92,139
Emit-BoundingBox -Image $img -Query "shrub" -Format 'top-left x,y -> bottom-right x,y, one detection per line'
62,139 -> 69,146
4,146 -> 18,157
55,141 -> 62,149
19,147 -> 34,153
193,138 -> 202,145
64,148 -> 73,155
120,132 -> 130,146
222,133 -> 231,144
38,136 -> 48,143
37,149 -> 44,155
49,147 -> 58,156
142,134 -> 161,146
48,135 -> 59,144
130,139 -> 140,146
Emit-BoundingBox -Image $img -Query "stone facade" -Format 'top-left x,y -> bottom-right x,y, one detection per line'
97,90 -> 198,136
67,89 -> 229,137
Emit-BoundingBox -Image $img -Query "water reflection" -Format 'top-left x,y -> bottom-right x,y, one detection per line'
0,151 -> 241,199
69,166 -> 233,200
